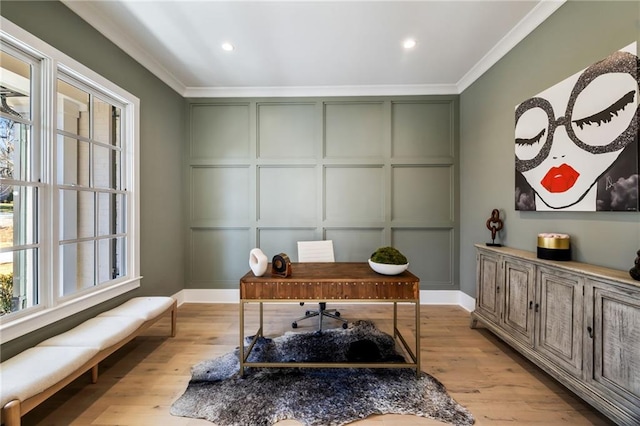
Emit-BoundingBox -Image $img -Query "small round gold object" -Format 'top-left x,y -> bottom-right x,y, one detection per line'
537,234 -> 570,250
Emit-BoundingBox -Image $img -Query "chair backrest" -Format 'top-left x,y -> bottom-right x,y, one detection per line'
297,240 -> 335,262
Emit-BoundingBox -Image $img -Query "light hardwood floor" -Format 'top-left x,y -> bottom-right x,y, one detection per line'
22,303 -> 613,426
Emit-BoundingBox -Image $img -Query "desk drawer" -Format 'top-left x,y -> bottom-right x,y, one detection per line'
241,281 -> 279,299
240,281 -> 418,300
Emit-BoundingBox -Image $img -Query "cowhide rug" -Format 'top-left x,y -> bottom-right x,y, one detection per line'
170,320 -> 474,426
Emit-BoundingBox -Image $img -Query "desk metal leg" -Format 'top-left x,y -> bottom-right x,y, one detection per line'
392,301 -> 421,376
239,301 -> 245,377
239,301 -> 266,377
415,300 -> 421,375
393,302 -> 398,338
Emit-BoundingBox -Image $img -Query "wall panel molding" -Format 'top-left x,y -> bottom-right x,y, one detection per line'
187,96 -> 459,290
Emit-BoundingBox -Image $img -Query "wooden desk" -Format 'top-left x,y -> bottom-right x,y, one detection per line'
239,262 -> 421,376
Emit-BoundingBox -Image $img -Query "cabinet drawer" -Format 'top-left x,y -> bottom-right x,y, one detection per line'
475,251 -> 501,323
589,283 -> 640,410
536,267 -> 583,377
501,257 -> 535,347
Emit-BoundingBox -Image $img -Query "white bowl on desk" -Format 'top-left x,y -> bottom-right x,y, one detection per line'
368,259 -> 409,275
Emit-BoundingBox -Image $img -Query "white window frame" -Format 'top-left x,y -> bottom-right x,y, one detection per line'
0,17 -> 141,343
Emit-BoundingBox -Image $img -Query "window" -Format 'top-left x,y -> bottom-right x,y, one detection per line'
0,45 -> 39,316
56,77 -> 126,295
0,17 -> 140,342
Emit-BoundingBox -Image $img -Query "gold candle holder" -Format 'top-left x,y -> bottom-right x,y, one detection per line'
537,233 -> 571,261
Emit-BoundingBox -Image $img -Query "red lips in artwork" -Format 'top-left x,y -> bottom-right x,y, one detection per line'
541,163 -> 580,193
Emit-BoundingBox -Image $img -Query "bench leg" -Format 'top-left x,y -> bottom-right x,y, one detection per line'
91,364 -> 99,384
3,399 -> 22,426
170,303 -> 177,337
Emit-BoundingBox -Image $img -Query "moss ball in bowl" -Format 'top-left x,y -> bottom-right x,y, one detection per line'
369,247 -> 408,275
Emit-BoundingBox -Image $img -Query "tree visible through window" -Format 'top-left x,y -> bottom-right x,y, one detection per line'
0,48 -> 36,315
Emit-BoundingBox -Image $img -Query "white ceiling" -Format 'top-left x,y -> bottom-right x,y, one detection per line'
62,0 -> 565,98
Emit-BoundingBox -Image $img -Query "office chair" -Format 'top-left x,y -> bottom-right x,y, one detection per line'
292,240 -> 349,331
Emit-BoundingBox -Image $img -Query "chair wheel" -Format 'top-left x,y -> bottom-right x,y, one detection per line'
292,322 -> 298,329
335,311 -> 341,317
342,323 -> 348,329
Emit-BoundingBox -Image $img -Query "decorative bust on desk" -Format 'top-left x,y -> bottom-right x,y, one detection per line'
249,248 -> 268,276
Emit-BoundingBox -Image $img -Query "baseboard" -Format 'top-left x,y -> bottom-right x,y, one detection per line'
176,289 -> 476,311
458,291 -> 476,312
175,289 -> 239,305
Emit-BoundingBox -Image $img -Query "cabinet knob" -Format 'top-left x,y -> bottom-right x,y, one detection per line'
587,326 -> 594,339
529,301 -> 533,310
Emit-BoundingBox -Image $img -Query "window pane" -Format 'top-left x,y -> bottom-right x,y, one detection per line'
97,193 -> 125,236
113,106 -> 122,148
7,121 -> 31,182
0,118 -> 16,182
115,194 -> 125,234
97,192 -> 115,236
115,151 -> 122,190
60,190 -> 95,240
93,97 -> 112,145
98,237 -> 124,284
61,241 -> 94,296
94,145 -> 119,189
57,135 -> 89,186
0,50 -> 31,120
0,185 -> 36,247
57,79 -> 89,138
1,118 -> 31,184
116,236 -> 126,277
0,248 -> 37,315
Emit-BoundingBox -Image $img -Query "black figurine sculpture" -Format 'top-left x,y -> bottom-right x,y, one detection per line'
629,249 -> 640,281
486,209 -> 503,247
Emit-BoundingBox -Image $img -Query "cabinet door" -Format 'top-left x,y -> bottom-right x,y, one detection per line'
501,257 -> 535,347
536,266 -> 583,377
475,250 -> 501,324
588,282 -> 640,413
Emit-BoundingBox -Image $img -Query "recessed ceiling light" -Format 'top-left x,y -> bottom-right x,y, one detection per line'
221,42 -> 234,52
403,38 -> 417,49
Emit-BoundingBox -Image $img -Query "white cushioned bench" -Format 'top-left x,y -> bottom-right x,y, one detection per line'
0,296 -> 177,426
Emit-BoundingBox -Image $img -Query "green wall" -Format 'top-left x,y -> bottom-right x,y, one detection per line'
459,1 -> 640,297
0,1 -> 186,358
185,97 -> 460,291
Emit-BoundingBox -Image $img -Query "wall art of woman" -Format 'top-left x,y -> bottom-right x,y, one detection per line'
515,43 -> 639,211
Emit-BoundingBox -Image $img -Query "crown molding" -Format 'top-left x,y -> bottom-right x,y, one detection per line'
183,83 -> 459,98
61,0 -> 186,96
456,0 -> 566,93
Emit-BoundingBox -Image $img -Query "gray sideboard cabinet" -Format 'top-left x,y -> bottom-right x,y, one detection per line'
471,244 -> 640,425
